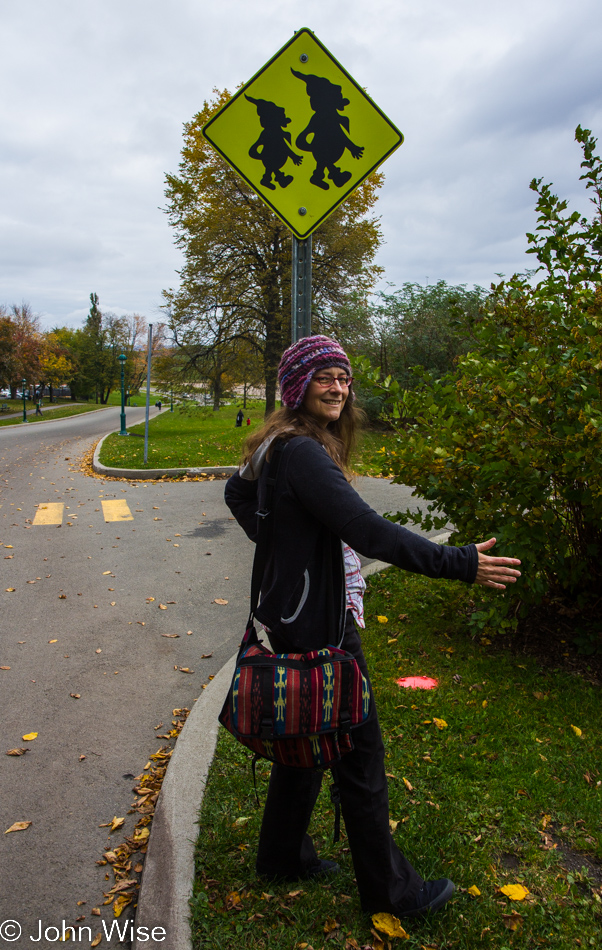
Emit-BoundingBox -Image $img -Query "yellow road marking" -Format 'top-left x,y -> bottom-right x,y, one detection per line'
101,499 -> 133,522
33,503 -> 64,526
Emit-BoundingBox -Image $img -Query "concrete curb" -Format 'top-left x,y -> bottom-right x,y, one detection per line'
132,538 -> 452,949
133,654 -> 236,950
92,432 -> 238,480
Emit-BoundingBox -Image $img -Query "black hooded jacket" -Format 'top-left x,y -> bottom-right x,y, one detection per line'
224,436 -> 478,651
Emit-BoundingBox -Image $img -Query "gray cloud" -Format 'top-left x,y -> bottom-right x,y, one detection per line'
0,0 -> 600,328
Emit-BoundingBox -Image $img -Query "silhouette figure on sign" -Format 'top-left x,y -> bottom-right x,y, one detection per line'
291,70 -> 364,191
245,95 -> 303,190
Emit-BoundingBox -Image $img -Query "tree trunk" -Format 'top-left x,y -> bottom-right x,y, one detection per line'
243,382 -> 247,409
212,373 -> 222,411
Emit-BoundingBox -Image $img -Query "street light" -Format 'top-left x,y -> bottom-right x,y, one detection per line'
118,354 -> 128,436
22,378 -> 27,423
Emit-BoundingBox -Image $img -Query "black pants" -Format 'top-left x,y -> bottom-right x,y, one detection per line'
256,612 -> 423,914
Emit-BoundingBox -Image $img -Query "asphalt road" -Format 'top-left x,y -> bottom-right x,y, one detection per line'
0,409 -> 441,948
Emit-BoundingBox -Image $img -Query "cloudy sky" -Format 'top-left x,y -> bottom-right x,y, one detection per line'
1,0 -> 601,330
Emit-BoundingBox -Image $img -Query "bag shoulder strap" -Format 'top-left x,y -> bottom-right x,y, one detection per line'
249,438 -> 286,617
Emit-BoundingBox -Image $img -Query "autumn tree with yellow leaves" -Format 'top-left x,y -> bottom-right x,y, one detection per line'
162,89 -> 384,414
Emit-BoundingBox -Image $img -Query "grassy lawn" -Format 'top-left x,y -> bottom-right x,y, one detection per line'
189,571 -> 602,949
98,402 -> 389,473
98,402 -> 265,469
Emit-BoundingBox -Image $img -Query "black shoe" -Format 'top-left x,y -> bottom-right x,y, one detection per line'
257,859 -> 340,884
394,878 -> 455,918
303,859 -> 340,880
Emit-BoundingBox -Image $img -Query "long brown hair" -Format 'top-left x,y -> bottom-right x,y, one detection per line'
243,391 -> 364,478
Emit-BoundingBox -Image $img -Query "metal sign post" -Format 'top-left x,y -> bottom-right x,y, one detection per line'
143,324 -> 153,465
291,234 -> 312,342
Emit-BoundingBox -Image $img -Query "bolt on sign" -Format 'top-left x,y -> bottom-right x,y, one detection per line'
202,28 -> 404,239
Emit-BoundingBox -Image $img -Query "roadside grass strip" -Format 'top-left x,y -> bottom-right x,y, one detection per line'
98,403 -> 264,470
190,571 -> 602,950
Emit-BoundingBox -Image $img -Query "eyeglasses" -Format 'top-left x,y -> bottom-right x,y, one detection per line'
313,374 -> 353,388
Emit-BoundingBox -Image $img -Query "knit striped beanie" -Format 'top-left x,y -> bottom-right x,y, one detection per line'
278,335 -> 352,409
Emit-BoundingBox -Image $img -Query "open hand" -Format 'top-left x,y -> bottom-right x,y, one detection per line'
474,538 -> 521,590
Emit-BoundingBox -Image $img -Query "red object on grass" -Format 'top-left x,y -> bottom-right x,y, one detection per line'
397,676 -> 438,690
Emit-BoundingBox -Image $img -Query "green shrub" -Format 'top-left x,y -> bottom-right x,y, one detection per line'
355,126 -> 602,641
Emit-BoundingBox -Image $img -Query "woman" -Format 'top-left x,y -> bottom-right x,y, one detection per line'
225,335 -> 521,920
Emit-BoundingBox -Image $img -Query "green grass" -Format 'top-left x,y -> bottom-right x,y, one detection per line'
98,403 -> 389,473
98,402 -> 266,469
190,571 -> 602,949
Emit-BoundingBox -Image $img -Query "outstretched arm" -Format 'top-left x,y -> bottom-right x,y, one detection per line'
473,538 -> 521,589
345,136 -> 364,160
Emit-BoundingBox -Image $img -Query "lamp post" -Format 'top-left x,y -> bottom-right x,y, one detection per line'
118,354 -> 128,436
170,389 -> 174,412
22,379 -> 27,423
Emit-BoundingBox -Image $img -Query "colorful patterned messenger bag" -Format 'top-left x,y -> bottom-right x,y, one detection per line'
219,624 -> 371,769
219,440 -> 371,771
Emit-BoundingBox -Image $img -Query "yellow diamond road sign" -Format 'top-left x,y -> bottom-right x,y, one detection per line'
202,28 -> 404,239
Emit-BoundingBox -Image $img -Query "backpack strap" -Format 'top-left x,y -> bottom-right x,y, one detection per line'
249,438 -> 286,619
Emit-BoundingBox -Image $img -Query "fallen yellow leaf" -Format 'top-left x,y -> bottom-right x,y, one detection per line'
468,885 -> 481,896
433,717 -> 448,730
323,917 -> 339,934
5,821 -> 32,833
402,777 -> 414,791
102,571 -> 112,575
500,884 -> 529,901
377,615 -> 388,624
571,725 -> 582,737
389,819 -> 399,832
213,598 -> 228,605
6,748 -> 29,756
110,816 -> 125,832
113,893 -> 132,917
22,732 -> 38,741
91,934 -> 102,948
502,911 -> 524,931
5,588 -> 15,592
371,912 -> 409,939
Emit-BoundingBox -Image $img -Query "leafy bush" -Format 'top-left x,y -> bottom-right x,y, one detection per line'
355,126 -> 602,641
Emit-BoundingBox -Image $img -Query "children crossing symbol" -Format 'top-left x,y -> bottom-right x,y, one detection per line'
202,28 -> 403,239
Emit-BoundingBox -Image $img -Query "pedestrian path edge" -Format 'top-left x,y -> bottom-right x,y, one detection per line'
133,654 -> 236,950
